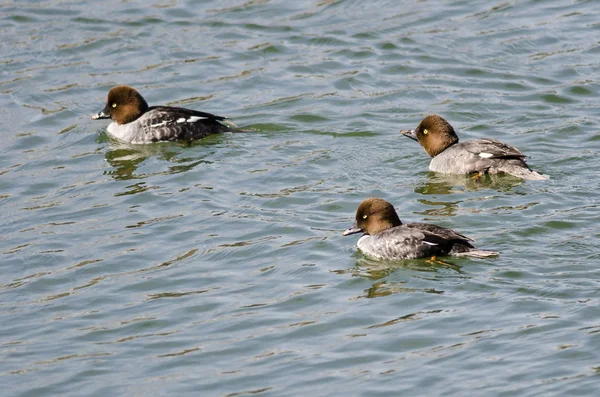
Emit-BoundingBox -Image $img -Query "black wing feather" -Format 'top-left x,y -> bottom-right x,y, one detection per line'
140,106 -> 231,141
464,138 -> 526,160
405,222 -> 475,245
148,106 -> 229,121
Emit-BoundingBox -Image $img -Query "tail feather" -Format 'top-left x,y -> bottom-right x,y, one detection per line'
218,119 -> 239,129
517,169 -> 549,181
499,165 -> 549,180
453,249 -> 499,258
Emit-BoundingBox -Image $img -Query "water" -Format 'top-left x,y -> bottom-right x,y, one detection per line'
1,0 -> 600,395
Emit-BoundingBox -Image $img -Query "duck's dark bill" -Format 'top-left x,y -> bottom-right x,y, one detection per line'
401,129 -> 418,141
92,110 -> 110,120
342,224 -> 363,236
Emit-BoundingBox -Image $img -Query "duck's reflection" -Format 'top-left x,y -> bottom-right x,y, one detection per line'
362,280 -> 445,299
414,172 -> 524,195
101,135 -> 214,181
352,256 -> 463,277
333,255 -> 466,298
410,172 -> 525,218
415,198 -> 462,218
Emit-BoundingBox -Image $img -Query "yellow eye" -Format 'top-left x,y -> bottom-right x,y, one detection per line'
362,214 -> 368,219
423,129 -> 428,135
112,103 -> 117,108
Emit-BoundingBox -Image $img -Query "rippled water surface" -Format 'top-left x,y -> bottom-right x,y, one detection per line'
2,0 -> 600,396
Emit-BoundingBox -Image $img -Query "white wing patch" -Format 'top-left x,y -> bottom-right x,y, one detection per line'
479,152 -> 494,158
150,121 -> 168,128
423,241 -> 438,246
177,116 -> 207,123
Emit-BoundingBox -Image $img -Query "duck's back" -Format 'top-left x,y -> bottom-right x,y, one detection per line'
405,222 -> 473,243
357,224 -> 468,260
108,107 -> 232,143
429,139 -> 547,180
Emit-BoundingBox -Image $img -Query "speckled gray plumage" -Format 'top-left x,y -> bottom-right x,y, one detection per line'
356,222 -> 490,260
430,139 -> 548,180
344,197 -> 498,260
107,106 -> 232,144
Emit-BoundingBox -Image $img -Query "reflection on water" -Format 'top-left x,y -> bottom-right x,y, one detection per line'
333,256 -> 461,298
334,254 -> 462,278
352,256 -> 463,277
414,172 -> 524,195
412,172 -> 527,217
3,0 -> 600,395
101,135 -> 214,182
415,198 -> 462,218
362,280 -> 446,299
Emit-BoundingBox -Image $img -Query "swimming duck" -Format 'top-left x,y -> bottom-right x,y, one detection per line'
401,115 -> 548,180
92,85 -> 235,143
343,197 -> 498,260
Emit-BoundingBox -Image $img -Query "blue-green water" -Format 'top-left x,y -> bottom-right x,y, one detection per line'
2,1 -> 600,396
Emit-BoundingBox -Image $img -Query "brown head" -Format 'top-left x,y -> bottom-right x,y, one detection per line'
342,197 -> 402,236
91,85 -> 149,125
401,114 -> 459,157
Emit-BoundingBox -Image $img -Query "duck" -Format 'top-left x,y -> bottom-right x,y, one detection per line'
91,85 -> 236,144
343,197 -> 498,260
401,115 -> 548,180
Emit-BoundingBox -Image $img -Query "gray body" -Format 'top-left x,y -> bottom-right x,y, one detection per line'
430,139 -> 548,180
107,106 -> 231,144
356,222 -> 494,260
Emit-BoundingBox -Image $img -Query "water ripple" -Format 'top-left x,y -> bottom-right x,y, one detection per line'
1,0 -> 600,396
